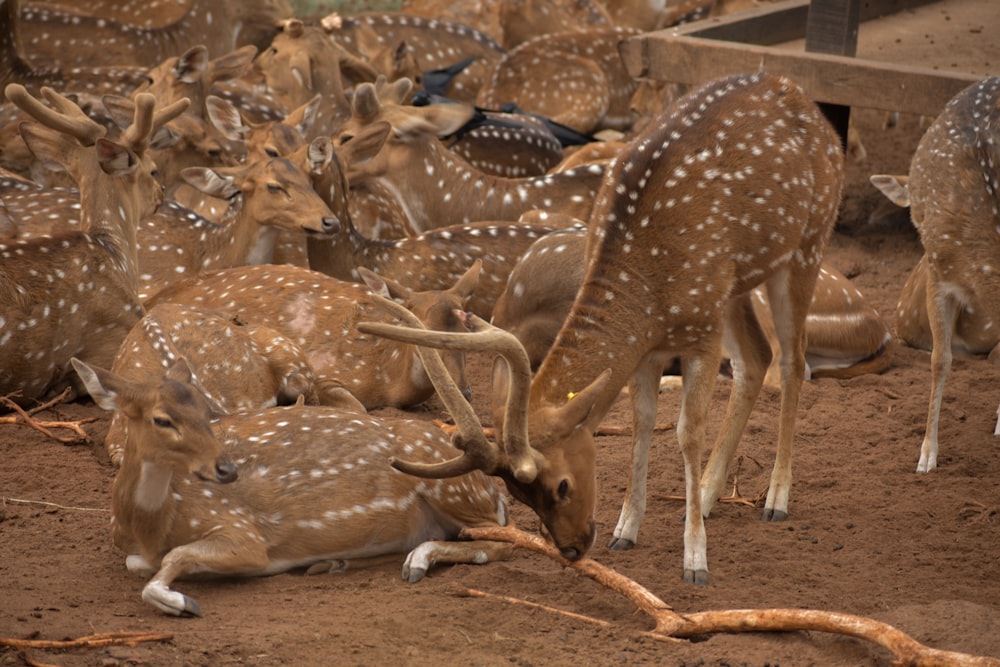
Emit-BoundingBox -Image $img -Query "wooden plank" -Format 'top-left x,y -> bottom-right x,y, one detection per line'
672,0 -> 941,46
619,33 -> 981,116
805,0 -> 860,56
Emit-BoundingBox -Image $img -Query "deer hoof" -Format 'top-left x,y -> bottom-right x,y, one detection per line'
683,569 -> 709,586
761,508 -> 788,522
607,536 -> 635,551
402,565 -> 428,583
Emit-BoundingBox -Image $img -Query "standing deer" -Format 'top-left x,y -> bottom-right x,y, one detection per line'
870,76 -> 1000,472
0,84 -> 187,404
360,72 -> 845,584
71,354 -> 512,617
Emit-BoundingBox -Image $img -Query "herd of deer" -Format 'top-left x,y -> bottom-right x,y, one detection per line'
1,0 -> 996,616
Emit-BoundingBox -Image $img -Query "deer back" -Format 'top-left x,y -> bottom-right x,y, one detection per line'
145,262 -> 479,410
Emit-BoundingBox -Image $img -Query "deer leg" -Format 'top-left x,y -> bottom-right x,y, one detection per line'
609,355 -> 670,550
919,274 -> 961,473
700,295 -> 770,517
142,536 -> 270,617
401,540 -> 516,582
760,266 -> 816,521
677,350 -> 722,585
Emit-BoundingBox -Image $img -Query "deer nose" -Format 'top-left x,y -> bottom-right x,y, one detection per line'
320,217 -> 340,235
215,457 -> 238,484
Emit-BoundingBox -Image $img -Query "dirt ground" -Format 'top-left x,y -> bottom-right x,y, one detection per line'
3,3 -> 1000,667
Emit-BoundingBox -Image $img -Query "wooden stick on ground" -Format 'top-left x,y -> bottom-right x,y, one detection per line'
460,525 -> 1000,667
0,390 -> 95,444
0,630 -> 173,650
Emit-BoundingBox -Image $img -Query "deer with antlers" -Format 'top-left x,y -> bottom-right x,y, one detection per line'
71,349 -> 512,617
0,84 -> 188,405
359,72 -> 845,584
870,76 -> 1000,472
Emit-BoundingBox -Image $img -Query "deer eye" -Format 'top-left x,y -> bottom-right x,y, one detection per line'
264,147 -> 279,157
266,183 -> 284,194
152,416 -> 173,429
557,479 -> 570,501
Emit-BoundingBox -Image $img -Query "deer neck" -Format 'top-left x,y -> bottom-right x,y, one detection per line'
76,173 -> 143,289
112,453 -> 179,557
307,216 -> 395,282
205,194 -> 277,267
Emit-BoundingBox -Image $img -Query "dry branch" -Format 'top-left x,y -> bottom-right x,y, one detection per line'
0,390 -> 95,444
0,630 -> 172,650
460,525 -> 1000,667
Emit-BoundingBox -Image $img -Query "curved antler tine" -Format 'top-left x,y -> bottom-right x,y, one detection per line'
358,305 -> 541,483
5,84 -> 106,145
122,93 -> 156,154
462,314 -> 539,483
356,294 -> 501,478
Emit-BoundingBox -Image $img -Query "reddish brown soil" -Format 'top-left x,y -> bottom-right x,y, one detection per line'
3,6 -> 1000,667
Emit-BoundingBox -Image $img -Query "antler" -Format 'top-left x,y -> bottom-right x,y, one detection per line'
358,293 -> 500,478
4,84 -> 106,145
117,92 -> 191,156
357,298 -> 542,483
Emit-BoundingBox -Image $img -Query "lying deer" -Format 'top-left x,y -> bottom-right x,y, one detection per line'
0,83 -> 188,404
360,72 -> 845,585
71,353 -> 512,617
145,261 -> 483,411
870,75 -> 1000,472
101,301 -> 364,466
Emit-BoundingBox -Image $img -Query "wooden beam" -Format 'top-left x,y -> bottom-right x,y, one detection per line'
671,0 -> 941,46
619,33 -> 980,116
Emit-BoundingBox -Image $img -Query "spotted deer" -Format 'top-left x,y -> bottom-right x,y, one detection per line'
322,12 -> 505,103
870,76 -> 1000,472
299,120 -> 579,317
359,72 -> 845,584
476,27 -> 642,134
101,301 -> 365,465
334,78 -> 604,232
0,83 -> 188,405
71,355 -> 513,617
16,0 -> 291,69
144,261 -> 483,411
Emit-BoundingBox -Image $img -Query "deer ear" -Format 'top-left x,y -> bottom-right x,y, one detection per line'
306,136 -> 333,173
449,259 -> 482,301
205,95 -> 247,142
96,138 -> 137,175
560,369 -> 613,434
17,122 -> 75,172
71,358 -> 126,412
357,267 -> 389,297
175,45 -> 209,84
206,44 -> 256,84
286,94 -> 321,138
870,174 -> 910,208
182,166 -> 239,198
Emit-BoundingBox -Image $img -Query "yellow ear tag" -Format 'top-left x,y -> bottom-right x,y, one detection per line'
566,391 -> 577,401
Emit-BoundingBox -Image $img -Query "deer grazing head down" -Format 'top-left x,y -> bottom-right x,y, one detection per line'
361,71 -> 845,584
870,75 -> 1000,472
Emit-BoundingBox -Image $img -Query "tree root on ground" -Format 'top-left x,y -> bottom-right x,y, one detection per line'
460,525 -> 1000,667
0,390 -> 95,444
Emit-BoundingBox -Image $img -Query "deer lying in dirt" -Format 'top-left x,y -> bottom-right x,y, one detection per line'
145,262 -> 482,411
72,355 -> 512,617
101,301 -> 365,466
870,75 -> 1000,472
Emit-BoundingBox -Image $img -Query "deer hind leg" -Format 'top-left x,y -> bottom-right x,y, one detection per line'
700,294 -> 771,518
760,265 -> 818,521
401,540 -> 516,582
143,536 -> 270,617
919,274 -> 962,473
609,353 -> 675,550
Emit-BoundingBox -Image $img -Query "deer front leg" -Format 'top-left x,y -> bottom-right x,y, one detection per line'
142,536 -> 270,617
609,355 -> 670,550
402,540 -> 515,582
